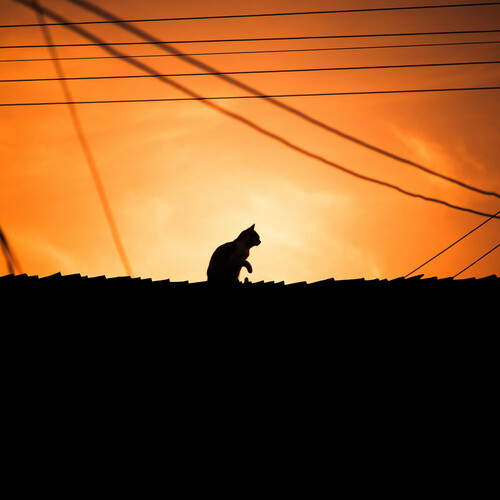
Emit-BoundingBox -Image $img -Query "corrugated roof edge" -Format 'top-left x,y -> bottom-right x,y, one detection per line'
1,272 -> 498,285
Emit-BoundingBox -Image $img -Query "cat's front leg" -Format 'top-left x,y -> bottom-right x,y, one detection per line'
242,260 -> 252,273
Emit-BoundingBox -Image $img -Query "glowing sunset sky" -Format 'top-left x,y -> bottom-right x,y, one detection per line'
1,0 -> 499,282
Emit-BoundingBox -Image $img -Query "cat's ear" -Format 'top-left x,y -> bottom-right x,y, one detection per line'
249,224 -> 255,230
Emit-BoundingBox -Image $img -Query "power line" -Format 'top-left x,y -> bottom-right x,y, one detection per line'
2,2 -> 500,28
1,40 -> 500,63
453,243 -> 500,278
3,87 -> 500,106
35,4 -> 133,277
14,0 -> 500,221
3,29 -> 500,50
43,0 -> 500,200
405,209 -> 500,277
2,60 -> 499,83
0,225 -> 23,275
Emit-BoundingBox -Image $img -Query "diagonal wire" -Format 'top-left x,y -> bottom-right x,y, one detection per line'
0,225 -> 23,274
1,39 -> 500,63
0,230 -> 14,274
15,0 -> 500,221
35,2 -> 133,277
2,59 -> 499,83
60,0 -> 500,199
15,0 -> 500,222
453,243 -> 500,278
2,3 -> 500,28
2,86 -> 500,107
3,29 -> 500,49
405,209 -> 500,277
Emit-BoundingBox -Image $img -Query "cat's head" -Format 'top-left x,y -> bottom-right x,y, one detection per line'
237,224 -> 261,247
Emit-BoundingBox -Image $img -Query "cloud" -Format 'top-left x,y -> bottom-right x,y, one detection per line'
389,128 -> 457,184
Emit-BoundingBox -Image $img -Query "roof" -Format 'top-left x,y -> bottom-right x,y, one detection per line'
3,273 -> 497,343
3,272 -> 497,309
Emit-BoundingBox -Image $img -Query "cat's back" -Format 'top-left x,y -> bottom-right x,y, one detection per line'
207,241 -> 236,271
207,241 -> 238,282
210,241 -> 236,260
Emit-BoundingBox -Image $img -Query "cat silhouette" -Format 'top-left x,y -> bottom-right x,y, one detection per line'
207,224 -> 261,284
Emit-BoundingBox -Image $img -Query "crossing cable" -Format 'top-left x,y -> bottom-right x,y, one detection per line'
452,243 -> 499,278
34,3 -> 133,277
53,0 -> 500,200
405,209 -> 500,277
3,29 -> 500,49
3,87 -> 500,106
2,59 -> 499,83
0,225 -> 23,274
2,2 -> 500,28
1,39 -> 500,63
15,0 -> 500,221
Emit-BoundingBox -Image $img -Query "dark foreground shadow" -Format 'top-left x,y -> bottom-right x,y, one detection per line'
2,272 -> 498,328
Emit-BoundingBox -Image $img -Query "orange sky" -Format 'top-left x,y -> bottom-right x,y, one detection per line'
1,0 -> 499,282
